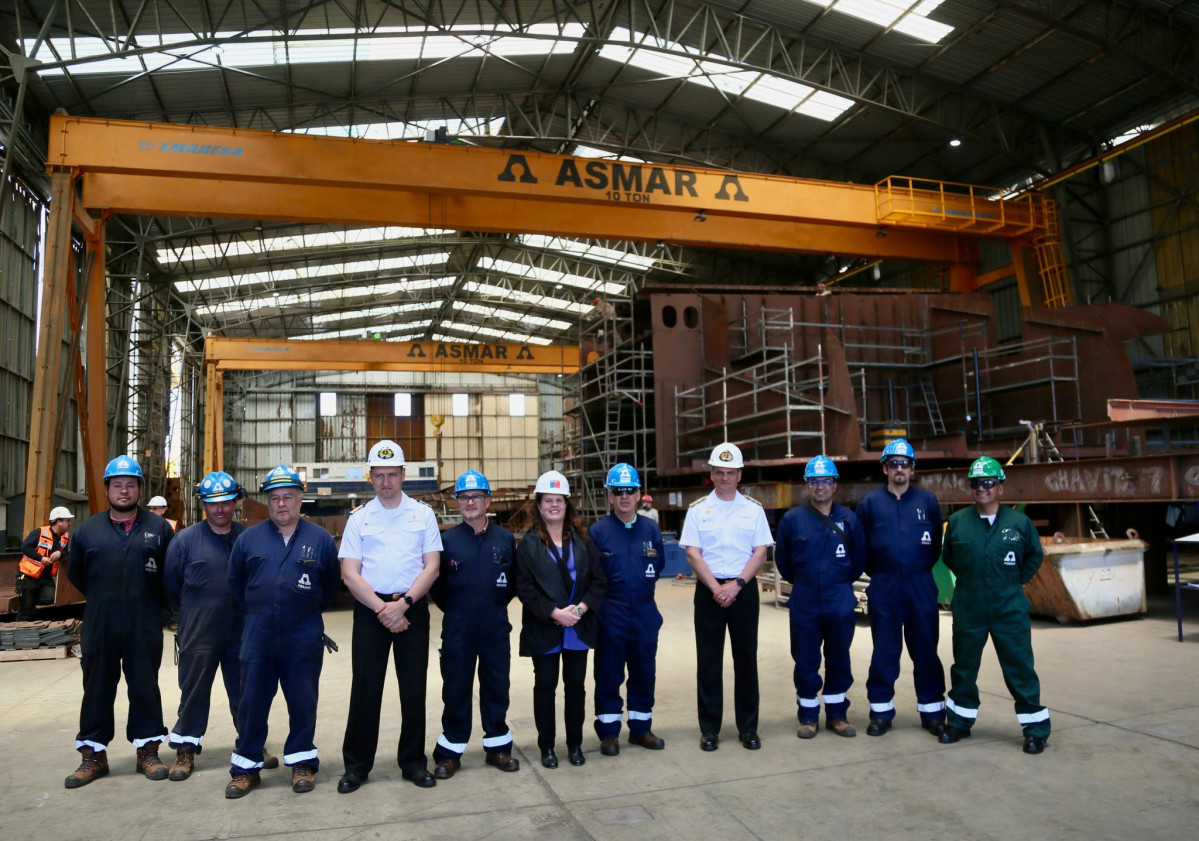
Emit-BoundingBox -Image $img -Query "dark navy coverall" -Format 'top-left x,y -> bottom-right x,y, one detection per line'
774,502 -> 866,724
227,518 -> 339,775
589,513 -> 665,740
856,485 -> 945,724
430,521 -> 517,762
164,520 -> 247,752
67,509 -> 174,751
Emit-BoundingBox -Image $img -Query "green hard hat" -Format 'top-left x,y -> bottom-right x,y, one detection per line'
967,456 -> 1006,481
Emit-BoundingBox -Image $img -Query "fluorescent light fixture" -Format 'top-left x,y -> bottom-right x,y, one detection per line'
395,393 -> 413,417
520,235 -> 658,271
452,393 -> 470,417
27,23 -> 588,76
462,281 -> 591,314
478,256 -> 625,296
508,393 -> 527,416
174,253 -> 450,293
161,227 -> 452,266
949,138 -> 961,147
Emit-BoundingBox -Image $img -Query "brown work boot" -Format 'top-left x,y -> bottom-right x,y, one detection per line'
291,763 -> 316,793
137,742 -> 170,780
828,719 -> 857,738
169,747 -> 195,781
225,772 -> 260,799
64,747 -> 109,789
262,748 -> 280,770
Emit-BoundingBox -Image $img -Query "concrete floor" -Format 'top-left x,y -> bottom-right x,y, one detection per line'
3,581 -> 1199,841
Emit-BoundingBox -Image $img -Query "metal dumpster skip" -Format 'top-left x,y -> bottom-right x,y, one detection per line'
1026,530 -> 1148,623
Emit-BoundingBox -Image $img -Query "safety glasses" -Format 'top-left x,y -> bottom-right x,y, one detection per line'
457,494 -> 487,503
969,478 -> 999,490
885,459 -> 914,470
806,478 -> 835,487
610,487 -> 640,496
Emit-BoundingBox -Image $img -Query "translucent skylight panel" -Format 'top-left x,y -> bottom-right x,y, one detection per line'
161,227 -> 451,265
520,235 -> 658,271
294,322 -> 433,341
174,252 -> 450,293
798,90 -> 857,122
798,1 -> 953,44
571,145 -> 647,163
290,118 -> 505,140
434,324 -> 554,345
191,277 -> 456,316
453,301 -> 572,330
311,302 -> 441,325
598,27 -> 853,122
28,23 -> 586,76
462,281 -> 591,314
478,257 -> 625,296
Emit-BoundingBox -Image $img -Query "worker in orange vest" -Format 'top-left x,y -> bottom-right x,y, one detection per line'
16,506 -> 74,620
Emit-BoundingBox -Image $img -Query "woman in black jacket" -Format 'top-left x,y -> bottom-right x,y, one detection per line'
515,471 -> 607,768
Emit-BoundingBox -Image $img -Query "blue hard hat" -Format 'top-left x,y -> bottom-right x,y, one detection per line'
103,455 -> 144,483
259,464 -> 304,493
880,438 -> 916,464
605,462 -> 642,489
453,470 -> 491,497
804,455 -> 839,480
195,471 -> 246,503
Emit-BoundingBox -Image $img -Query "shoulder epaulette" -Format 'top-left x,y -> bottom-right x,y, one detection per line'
743,495 -> 763,507
688,497 -> 705,507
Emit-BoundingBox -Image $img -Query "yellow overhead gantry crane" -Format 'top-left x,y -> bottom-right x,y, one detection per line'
26,115 -> 1069,532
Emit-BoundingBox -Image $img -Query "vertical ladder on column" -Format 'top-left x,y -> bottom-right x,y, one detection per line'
918,374 -> 946,436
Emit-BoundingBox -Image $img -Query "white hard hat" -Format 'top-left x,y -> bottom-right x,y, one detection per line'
49,506 -> 74,521
534,470 -> 571,496
368,439 -> 405,467
148,496 -> 169,508
708,442 -> 744,469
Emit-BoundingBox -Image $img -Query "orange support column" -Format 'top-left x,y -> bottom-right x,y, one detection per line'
945,263 -> 979,294
23,170 -> 75,534
84,225 -> 108,508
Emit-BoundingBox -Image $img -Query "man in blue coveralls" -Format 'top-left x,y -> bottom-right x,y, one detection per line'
774,455 -> 867,740
64,456 -> 175,789
429,470 -> 520,778
855,439 -> 946,737
224,465 -> 340,797
590,463 -> 666,756
164,471 -> 280,780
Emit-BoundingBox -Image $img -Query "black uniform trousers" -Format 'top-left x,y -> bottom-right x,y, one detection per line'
170,621 -> 240,752
15,573 -> 52,621
78,603 -> 167,750
693,580 -> 760,737
434,613 -> 513,760
342,598 -> 431,776
531,649 -> 588,750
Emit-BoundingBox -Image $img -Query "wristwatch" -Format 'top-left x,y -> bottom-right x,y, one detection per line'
574,605 -> 585,617
735,577 -> 748,588
401,594 -> 414,606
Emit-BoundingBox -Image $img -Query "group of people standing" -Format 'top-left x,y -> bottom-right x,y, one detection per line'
56,433 -> 1052,797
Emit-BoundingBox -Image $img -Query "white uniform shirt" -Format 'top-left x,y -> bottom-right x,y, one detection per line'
679,490 -> 774,578
339,493 -> 443,593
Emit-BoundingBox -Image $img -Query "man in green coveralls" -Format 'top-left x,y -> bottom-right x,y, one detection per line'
938,457 -> 1051,755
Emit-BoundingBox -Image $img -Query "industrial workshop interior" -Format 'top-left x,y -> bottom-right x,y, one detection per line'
2,1 -> 1199,839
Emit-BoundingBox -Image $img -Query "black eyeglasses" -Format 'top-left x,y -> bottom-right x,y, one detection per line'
458,494 -> 487,503
969,478 -> 1000,490
806,478 -> 835,487
886,459 -> 914,469
610,487 -> 640,496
